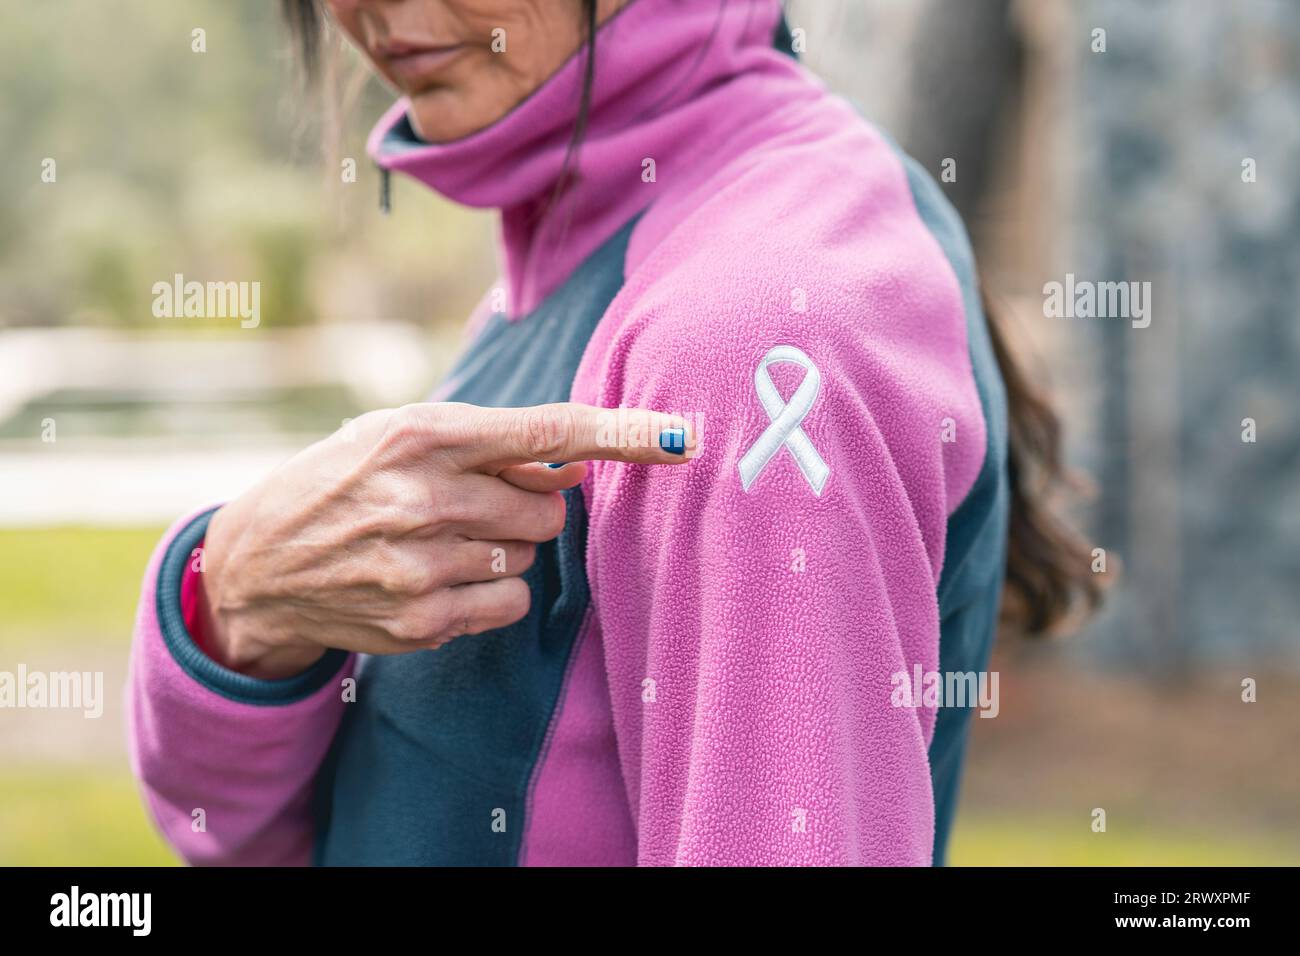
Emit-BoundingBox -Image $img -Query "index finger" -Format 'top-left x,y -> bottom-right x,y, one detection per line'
453,402 -> 697,469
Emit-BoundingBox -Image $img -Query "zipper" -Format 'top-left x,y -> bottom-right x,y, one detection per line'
378,165 -> 391,215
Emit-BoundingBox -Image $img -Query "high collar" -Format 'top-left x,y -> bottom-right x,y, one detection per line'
367,0 -> 793,318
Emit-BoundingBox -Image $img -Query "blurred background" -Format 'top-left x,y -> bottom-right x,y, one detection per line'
1,0 -> 1296,864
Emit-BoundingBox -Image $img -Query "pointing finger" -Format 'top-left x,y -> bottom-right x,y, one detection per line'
453,402 -> 696,470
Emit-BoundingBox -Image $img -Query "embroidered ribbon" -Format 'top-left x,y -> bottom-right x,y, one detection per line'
737,345 -> 829,496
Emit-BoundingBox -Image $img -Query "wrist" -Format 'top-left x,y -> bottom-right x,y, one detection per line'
198,505 -> 326,680
196,505 -> 240,663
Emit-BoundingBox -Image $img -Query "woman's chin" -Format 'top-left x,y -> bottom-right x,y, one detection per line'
408,89 -> 507,144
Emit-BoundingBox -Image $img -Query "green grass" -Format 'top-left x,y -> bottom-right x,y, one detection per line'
949,816 -> 1300,866
0,526 -> 165,647
0,766 -> 179,866
0,762 -> 1292,866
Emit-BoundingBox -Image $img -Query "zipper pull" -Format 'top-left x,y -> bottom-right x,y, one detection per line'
378,166 -> 391,215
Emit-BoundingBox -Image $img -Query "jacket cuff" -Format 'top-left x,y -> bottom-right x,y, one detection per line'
155,507 -> 350,706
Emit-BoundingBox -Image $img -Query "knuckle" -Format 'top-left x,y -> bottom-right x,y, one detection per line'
405,563 -> 439,595
433,482 -> 476,526
440,614 -> 473,641
376,557 -> 434,597
385,480 -> 433,526
424,605 -> 453,638
375,569 -> 407,597
427,599 -> 464,641
367,476 -> 444,536
382,404 -> 427,446
379,404 -> 459,456
518,405 -> 572,460
386,613 -> 425,642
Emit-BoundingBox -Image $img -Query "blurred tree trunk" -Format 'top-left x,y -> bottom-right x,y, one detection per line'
900,0 -> 1025,226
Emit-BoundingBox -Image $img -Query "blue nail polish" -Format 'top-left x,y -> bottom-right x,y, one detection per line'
659,428 -> 686,454
546,461 -> 567,469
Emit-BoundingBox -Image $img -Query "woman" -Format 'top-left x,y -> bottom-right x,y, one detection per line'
128,0 -> 1098,866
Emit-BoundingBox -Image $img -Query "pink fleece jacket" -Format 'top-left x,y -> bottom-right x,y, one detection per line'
128,0 -> 987,866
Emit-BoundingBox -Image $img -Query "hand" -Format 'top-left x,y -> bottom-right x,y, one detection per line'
196,402 -> 692,679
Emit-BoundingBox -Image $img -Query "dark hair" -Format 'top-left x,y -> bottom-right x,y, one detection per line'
983,289 -> 1106,635
278,0 -> 1106,637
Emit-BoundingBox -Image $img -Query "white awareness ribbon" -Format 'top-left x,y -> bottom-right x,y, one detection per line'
736,345 -> 830,496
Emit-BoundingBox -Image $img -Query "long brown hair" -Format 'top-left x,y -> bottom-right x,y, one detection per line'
982,288 -> 1106,635
279,0 -> 1106,637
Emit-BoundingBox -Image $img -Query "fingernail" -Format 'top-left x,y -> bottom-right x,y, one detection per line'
659,428 -> 686,455
546,461 -> 567,469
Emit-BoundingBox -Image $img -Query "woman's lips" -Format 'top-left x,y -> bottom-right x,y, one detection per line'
379,42 -> 467,84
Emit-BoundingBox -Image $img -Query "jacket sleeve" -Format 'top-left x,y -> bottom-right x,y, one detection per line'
578,285 -> 980,865
126,507 -> 354,866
